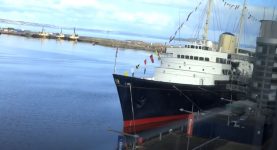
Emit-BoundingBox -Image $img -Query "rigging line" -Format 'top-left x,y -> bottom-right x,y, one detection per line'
196,86 -> 220,96
213,0 -> 218,33
212,6 -> 216,42
243,16 -> 247,47
172,85 -> 202,111
128,83 -> 137,134
192,1 -> 203,39
191,10 -> 199,39
195,3 -> 207,39
214,0 -> 222,33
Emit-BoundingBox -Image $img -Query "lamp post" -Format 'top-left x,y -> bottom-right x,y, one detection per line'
220,97 -> 233,126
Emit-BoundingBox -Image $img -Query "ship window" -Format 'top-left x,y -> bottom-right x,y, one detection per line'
220,58 -> 226,64
227,54 -> 231,59
191,45 -> 195,48
204,46 -> 209,50
181,55 -> 184,58
196,46 -> 199,49
199,57 -> 204,61
216,58 -> 220,63
194,56 -> 198,60
228,70 -> 232,75
227,60 -> 231,64
202,69 -> 204,71
199,46 -> 202,49
205,57 -> 209,61
188,45 -> 190,48
222,69 -> 230,75
177,54 -> 180,58
190,56 -> 193,59
185,55 -> 189,59
179,66 -> 181,68
185,45 -> 188,48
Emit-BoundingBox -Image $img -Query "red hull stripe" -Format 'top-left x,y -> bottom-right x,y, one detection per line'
124,114 -> 189,133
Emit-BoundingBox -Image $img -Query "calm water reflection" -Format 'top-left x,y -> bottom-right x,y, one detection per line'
0,35 -> 155,150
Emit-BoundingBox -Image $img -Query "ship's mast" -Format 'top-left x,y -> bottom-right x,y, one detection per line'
236,0 -> 247,54
203,0 -> 213,41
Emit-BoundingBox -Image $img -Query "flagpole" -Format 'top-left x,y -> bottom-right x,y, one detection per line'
114,47 -> 118,73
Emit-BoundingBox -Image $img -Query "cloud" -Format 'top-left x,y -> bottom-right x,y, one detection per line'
133,0 -> 201,9
0,0 -> 275,46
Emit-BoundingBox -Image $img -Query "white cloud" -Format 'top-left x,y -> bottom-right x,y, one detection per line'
0,0 -> 274,45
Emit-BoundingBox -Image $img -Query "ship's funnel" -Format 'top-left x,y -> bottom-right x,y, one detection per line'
218,32 -> 236,54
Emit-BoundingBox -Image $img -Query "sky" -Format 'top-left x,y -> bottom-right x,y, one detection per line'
0,0 -> 276,46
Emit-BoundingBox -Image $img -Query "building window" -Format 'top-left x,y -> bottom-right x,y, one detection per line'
257,46 -> 263,53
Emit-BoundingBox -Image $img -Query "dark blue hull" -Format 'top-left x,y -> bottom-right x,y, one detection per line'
113,74 -> 243,132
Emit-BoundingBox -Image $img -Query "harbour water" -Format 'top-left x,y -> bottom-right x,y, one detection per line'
0,34 -> 157,150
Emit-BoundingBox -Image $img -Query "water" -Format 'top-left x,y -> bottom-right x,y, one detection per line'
0,34 -> 157,150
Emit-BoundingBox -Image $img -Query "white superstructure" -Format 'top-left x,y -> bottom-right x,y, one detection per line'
152,0 -> 253,86
154,43 -> 231,85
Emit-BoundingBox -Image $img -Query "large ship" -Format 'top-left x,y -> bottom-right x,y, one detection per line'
113,0 -> 253,133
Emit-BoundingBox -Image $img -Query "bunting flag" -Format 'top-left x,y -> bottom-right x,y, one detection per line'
135,64 -> 140,69
223,0 -> 240,10
186,12 -> 193,21
123,71 -> 128,76
155,50 -> 158,56
150,54 -> 154,63
144,59 -> 147,65
169,1 -> 202,43
221,0 -> 259,22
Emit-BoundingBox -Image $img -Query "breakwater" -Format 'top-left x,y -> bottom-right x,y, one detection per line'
0,29 -> 165,52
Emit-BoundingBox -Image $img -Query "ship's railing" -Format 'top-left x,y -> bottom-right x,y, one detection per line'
229,53 -> 254,62
230,75 -> 251,84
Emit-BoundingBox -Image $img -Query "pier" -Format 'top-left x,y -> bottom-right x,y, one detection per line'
114,101 -> 271,150
0,28 -> 166,52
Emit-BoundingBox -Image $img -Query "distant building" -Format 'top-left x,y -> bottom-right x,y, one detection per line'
250,20 -> 277,111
